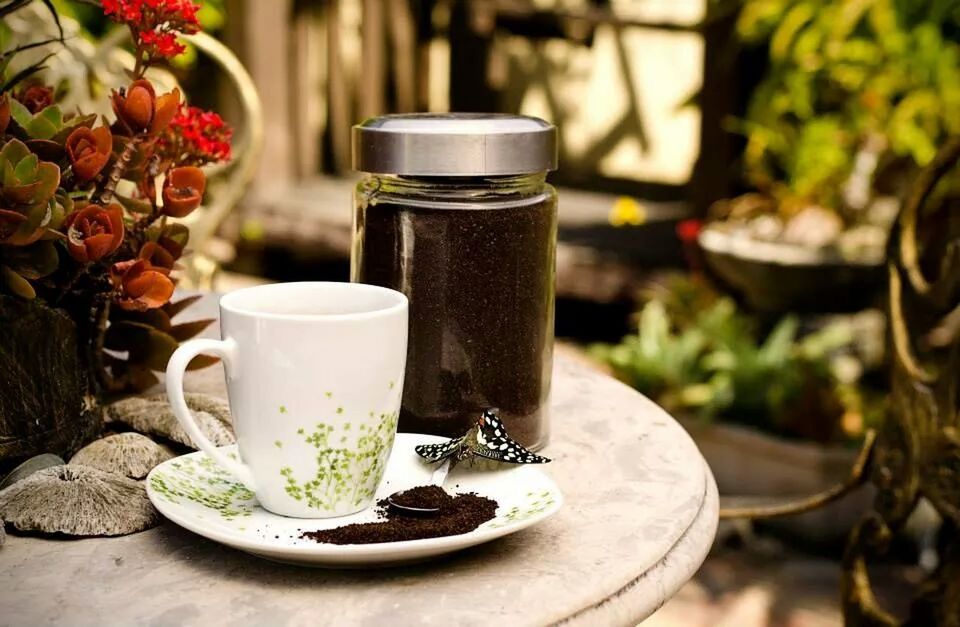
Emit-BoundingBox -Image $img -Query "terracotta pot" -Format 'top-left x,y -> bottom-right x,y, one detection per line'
0,295 -> 102,469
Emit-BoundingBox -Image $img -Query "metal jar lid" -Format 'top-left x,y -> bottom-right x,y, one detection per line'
352,113 -> 558,176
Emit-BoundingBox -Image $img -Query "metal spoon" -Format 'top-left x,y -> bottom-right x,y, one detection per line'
386,459 -> 452,516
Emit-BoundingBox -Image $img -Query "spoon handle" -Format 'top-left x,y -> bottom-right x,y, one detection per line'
431,459 -> 452,487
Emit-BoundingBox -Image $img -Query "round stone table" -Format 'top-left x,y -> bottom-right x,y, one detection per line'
0,295 -> 718,626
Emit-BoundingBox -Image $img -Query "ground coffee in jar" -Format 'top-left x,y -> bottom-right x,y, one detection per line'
351,114 -> 558,449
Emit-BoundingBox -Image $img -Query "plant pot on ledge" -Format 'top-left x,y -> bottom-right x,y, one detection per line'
698,220 -> 886,314
0,295 -> 102,470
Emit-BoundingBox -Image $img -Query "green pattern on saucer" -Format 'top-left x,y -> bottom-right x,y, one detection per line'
149,455 -> 255,521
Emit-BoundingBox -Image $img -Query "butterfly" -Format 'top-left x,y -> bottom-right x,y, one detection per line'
415,408 -> 551,465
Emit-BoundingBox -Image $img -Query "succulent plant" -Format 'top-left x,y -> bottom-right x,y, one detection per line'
0,0 -> 230,393
65,126 -> 112,183
64,204 -> 124,263
161,166 -> 205,217
0,138 -> 60,245
591,274 -> 862,442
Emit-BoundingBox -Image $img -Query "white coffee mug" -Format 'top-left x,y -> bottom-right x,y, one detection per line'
166,282 -> 408,518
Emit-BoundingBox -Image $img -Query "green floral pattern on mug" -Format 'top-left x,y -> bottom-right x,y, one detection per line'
278,410 -> 399,511
149,455 -> 255,521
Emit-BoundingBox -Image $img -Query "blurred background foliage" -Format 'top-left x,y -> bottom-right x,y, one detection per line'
590,273 -> 886,443
45,0 -> 225,67
734,0 -> 960,209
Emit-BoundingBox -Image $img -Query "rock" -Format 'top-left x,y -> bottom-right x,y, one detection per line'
69,433 -> 174,480
781,206 -> 843,249
747,214 -> 783,242
104,393 -> 234,449
0,465 -> 159,536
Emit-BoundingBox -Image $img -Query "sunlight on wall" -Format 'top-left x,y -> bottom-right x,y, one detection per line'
516,19 -> 704,184
598,27 -> 703,183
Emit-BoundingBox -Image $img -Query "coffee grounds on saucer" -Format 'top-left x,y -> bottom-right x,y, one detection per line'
300,486 -> 497,545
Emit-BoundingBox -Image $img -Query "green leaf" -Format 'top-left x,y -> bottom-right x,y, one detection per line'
12,153 -> 37,182
49,194 -> 70,230
0,137 -> 30,168
116,194 -> 154,215
29,161 -> 60,204
0,264 -> 35,299
759,316 -> 799,366
169,318 -> 215,342
163,222 -> 189,246
0,160 -> 14,187
6,97 -> 31,129
770,2 -> 815,62
4,240 -> 58,279
111,307 -> 173,332
104,321 -> 180,372
50,113 -> 98,144
186,354 -> 220,370
163,294 -> 202,319
25,105 -> 62,140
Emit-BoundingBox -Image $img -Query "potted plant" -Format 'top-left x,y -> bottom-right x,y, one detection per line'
590,273 -> 884,541
0,0 -> 232,465
700,0 -> 960,312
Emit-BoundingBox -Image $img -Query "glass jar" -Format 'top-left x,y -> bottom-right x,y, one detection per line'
350,114 -> 558,450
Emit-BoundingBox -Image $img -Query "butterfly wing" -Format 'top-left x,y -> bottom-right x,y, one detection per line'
415,436 -> 466,462
470,410 -> 551,464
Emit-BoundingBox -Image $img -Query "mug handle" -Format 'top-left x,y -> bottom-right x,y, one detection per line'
166,338 -> 257,492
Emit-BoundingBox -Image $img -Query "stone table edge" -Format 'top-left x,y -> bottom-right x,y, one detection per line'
560,462 -> 719,625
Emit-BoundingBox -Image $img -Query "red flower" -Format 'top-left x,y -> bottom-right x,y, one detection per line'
676,219 -> 703,244
139,29 -> 186,57
160,105 -> 232,165
102,0 -> 200,29
102,0 -> 200,60
112,80 -> 181,134
161,166 -> 206,217
64,204 -> 125,263
65,126 -> 112,182
15,84 -> 54,114
111,258 -> 175,311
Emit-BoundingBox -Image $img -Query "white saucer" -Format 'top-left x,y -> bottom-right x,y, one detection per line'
146,434 -> 563,567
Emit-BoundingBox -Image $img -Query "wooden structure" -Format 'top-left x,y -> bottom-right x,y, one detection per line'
224,0 -> 739,208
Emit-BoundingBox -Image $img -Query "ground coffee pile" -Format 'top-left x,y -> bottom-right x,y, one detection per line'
353,179 -> 557,449
300,486 -> 498,545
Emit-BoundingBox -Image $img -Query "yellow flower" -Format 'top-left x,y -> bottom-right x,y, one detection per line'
609,196 -> 647,227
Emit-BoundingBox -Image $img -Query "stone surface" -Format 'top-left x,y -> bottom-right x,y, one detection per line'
0,294 -> 717,625
69,433 -> 175,480
104,393 -> 234,449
